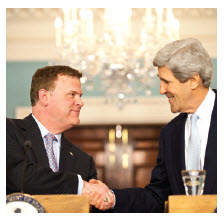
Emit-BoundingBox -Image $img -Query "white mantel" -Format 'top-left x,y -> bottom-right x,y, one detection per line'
15,97 -> 178,125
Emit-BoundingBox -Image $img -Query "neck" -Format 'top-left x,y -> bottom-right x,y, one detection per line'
32,106 -> 66,134
187,87 -> 209,114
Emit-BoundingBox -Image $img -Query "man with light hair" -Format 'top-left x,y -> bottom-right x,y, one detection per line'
89,38 -> 217,213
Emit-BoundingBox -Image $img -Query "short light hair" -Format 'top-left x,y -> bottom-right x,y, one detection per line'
153,38 -> 213,87
30,65 -> 82,106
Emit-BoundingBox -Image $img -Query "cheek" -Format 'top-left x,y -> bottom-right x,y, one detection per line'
48,99 -> 58,111
51,99 -> 68,114
67,99 -> 76,108
62,96 -> 73,106
178,86 -> 191,102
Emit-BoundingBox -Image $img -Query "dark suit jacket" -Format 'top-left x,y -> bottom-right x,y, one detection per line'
6,114 -> 97,195
112,90 -> 217,213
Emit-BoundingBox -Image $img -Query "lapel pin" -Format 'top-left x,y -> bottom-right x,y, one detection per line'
70,152 -> 73,156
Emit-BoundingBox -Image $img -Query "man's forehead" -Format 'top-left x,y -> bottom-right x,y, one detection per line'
56,74 -> 80,82
158,66 -> 173,75
53,75 -> 81,91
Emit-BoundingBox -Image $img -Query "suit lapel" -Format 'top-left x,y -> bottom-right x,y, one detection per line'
59,135 -> 77,172
170,113 -> 187,193
21,114 -> 50,167
203,91 -> 217,194
20,114 -> 77,172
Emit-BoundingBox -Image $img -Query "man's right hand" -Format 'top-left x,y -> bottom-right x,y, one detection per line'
82,179 -> 115,211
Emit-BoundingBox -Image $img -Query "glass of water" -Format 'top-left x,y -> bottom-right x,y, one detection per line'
181,170 -> 206,196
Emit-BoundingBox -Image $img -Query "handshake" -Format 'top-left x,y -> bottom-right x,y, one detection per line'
81,179 -> 115,211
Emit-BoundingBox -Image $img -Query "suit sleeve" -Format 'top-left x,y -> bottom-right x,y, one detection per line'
7,119 -> 86,195
87,156 -> 97,181
110,127 -> 171,213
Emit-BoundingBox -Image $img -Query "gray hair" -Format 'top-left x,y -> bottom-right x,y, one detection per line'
153,38 -> 213,87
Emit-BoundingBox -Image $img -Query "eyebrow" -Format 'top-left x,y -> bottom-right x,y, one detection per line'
157,74 -> 169,82
68,90 -> 83,97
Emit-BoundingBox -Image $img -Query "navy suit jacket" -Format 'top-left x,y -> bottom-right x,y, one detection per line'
6,114 -> 97,195
112,90 -> 217,213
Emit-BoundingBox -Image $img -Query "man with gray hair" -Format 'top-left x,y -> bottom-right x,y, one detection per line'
90,38 -> 217,213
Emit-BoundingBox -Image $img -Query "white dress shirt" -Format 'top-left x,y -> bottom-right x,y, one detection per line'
185,88 -> 215,169
32,114 -> 83,195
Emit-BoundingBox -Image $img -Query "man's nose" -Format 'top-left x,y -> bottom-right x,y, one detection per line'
76,97 -> 84,107
160,82 -> 167,95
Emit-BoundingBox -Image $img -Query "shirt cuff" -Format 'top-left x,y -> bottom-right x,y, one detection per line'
77,174 -> 83,195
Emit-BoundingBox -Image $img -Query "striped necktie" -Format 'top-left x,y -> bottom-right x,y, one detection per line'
45,133 -> 58,172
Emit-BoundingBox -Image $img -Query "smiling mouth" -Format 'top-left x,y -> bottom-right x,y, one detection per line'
71,110 -> 80,115
168,97 -> 174,99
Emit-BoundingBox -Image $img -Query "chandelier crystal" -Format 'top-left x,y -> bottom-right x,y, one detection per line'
52,8 -> 179,109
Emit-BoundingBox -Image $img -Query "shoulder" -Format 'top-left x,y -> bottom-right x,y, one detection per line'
7,114 -> 35,131
62,135 -> 93,160
6,117 -> 23,130
7,114 -> 34,125
72,144 -> 92,158
162,113 -> 187,132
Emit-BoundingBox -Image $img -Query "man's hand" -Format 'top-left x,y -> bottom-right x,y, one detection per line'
82,179 -> 115,210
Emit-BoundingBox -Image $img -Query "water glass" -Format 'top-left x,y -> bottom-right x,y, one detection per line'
181,170 -> 206,196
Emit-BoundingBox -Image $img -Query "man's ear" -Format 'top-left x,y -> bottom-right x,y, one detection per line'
189,73 -> 201,90
38,89 -> 50,106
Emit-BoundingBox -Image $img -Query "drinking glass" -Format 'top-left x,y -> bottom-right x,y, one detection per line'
181,170 -> 206,195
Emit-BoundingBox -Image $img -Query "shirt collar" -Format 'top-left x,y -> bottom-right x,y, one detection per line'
32,114 -> 62,146
193,88 -> 215,120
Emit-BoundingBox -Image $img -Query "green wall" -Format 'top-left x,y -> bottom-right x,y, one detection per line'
6,59 -> 217,118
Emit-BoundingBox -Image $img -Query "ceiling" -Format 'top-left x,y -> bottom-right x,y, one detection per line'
6,8 -> 217,61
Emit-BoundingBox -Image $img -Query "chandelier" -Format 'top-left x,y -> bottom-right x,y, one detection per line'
52,8 -> 179,109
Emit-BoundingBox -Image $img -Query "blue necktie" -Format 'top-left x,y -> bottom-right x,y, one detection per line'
45,133 -> 58,172
187,113 -> 200,170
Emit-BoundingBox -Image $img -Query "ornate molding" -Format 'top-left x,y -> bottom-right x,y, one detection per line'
6,8 -> 217,60
174,8 -> 216,18
6,8 -> 217,20
6,8 -> 61,19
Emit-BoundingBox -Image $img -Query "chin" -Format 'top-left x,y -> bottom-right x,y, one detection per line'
72,118 -> 80,126
170,106 -> 179,113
